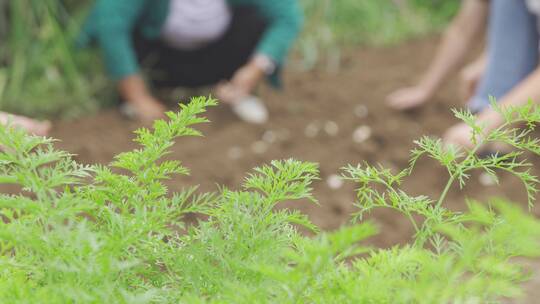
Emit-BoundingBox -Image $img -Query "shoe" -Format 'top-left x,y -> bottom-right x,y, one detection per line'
231,95 -> 269,124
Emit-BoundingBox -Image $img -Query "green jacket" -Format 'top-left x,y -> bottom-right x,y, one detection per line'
78,0 -> 303,82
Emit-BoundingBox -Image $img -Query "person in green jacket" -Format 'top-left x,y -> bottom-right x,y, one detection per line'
78,0 -> 303,124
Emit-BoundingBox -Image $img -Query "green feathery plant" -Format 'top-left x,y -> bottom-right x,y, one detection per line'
1,96 -> 540,303
343,98 -> 540,248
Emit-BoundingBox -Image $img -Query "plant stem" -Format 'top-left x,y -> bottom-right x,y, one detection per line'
406,212 -> 419,233
436,137 -> 486,208
436,174 -> 455,209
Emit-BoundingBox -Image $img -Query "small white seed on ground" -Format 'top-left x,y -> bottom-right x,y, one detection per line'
479,172 -> 498,186
327,174 -> 344,190
227,146 -> 244,160
324,121 -> 339,136
251,141 -> 268,154
354,105 -> 368,118
353,125 -> 372,143
262,130 -> 277,143
305,123 -> 320,138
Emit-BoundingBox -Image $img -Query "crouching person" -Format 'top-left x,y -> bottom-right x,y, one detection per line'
77,0 -> 303,124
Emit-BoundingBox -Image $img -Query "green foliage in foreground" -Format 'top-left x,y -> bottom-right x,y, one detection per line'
1,96 -> 540,303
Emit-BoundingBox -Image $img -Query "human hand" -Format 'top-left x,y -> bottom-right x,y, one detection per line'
216,61 -> 265,104
443,122 -> 477,150
0,112 -> 51,136
117,75 -> 167,123
386,85 -> 433,111
127,95 -> 167,123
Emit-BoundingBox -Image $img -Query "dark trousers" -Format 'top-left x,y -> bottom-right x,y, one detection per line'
134,6 -> 267,88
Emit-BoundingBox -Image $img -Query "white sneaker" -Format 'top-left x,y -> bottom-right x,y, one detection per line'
231,95 -> 269,124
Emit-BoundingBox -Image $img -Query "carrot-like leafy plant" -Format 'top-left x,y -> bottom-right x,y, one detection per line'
1,96 -> 539,303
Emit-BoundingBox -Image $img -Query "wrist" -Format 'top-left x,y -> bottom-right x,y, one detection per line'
129,94 -> 156,105
418,79 -> 438,97
250,54 -> 276,76
476,109 -> 504,135
239,61 -> 265,88
118,74 -> 153,103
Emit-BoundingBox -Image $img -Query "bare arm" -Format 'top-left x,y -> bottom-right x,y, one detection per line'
386,0 -> 489,110
118,75 -> 152,103
477,67 -> 540,131
444,67 -> 540,148
418,0 -> 489,94
118,75 -> 166,122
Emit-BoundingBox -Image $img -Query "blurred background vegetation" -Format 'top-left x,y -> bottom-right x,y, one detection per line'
0,0 -> 459,119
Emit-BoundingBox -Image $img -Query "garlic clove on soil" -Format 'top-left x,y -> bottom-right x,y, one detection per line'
353,125 -> 372,144
479,172 -> 498,186
231,96 -> 269,125
324,121 -> 339,136
354,105 -> 369,119
326,174 -> 344,190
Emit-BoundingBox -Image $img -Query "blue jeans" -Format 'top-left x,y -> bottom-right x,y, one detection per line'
469,0 -> 539,113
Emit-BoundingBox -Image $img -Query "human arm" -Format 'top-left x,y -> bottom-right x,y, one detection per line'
0,112 -> 51,136
118,75 -> 166,122
217,0 -> 303,103
444,66 -> 540,148
386,0 -> 489,110
91,0 -> 166,121
91,0 -> 147,80
216,58 -> 267,103
250,0 -> 303,66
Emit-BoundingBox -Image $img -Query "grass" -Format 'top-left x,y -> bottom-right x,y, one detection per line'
0,0 -> 108,119
297,0 -> 458,69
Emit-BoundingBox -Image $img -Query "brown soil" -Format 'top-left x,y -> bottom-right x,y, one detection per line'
51,36 -> 540,238
6,36 -> 540,302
